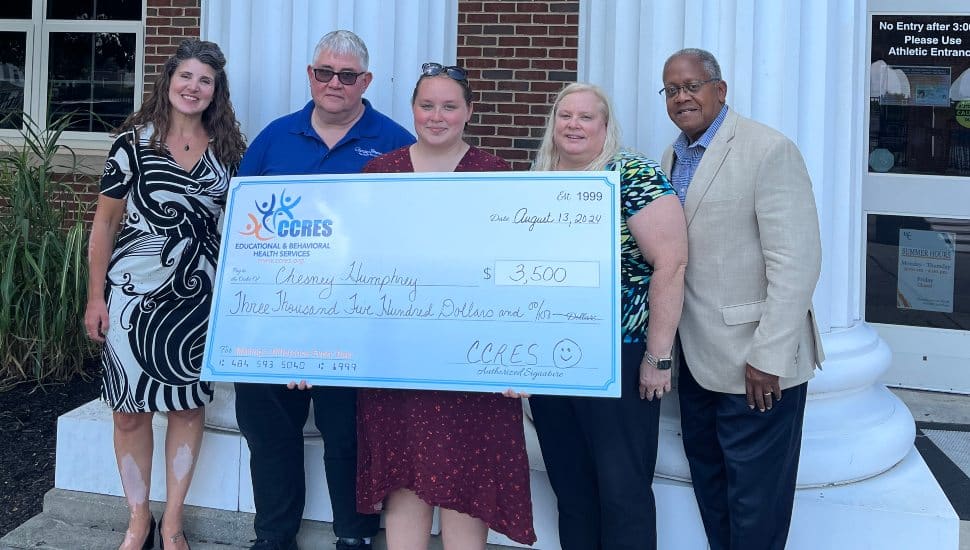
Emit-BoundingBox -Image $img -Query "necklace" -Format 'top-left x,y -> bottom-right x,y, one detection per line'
167,138 -> 191,152
168,128 -> 206,152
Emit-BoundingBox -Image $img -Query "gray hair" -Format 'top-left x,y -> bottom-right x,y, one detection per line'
664,48 -> 722,81
532,83 -> 622,172
312,30 -> 369,70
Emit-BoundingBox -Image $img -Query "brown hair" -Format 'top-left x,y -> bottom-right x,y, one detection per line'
411,65 -> 473,105
116,39 -> 246,167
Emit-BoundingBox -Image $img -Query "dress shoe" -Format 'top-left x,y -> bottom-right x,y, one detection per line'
335,538 -> 371,550
158,514 -> 191,550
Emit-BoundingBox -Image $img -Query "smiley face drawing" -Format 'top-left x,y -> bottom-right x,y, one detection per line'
552,338 -> 583,369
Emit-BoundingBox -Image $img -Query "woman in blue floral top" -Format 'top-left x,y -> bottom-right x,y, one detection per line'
529,83 -> 688,550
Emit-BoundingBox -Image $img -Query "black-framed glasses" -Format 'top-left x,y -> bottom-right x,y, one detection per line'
421,62 -> 467,81
658,78 -> 720,98
312,68 -> 367,85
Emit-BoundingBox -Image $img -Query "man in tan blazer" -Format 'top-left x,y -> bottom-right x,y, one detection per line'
660,48 -> 824,550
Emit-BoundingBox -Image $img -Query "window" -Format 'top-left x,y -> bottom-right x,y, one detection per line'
0,0 -> 142,140
866,214 -> 970,330
0,30 -> 27,130
869,14 -> 970,177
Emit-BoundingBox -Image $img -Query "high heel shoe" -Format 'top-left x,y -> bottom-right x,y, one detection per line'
143,515 -> 156,550
122,514 -> 154,550
158,514 -> 191,550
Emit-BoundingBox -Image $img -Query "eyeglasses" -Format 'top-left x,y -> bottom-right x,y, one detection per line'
658,78 -> 720,98
421,62 -> 468,81
312,68 -> 367,85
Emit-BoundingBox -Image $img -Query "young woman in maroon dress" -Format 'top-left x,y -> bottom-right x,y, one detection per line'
355,63 -> 536,549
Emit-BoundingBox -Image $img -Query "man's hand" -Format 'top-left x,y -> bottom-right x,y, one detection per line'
745,364 -> 780,412
286,380 -> 313,390
639,354 -> 672,400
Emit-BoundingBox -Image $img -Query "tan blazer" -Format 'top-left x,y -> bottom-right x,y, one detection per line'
662,108 -> 824,394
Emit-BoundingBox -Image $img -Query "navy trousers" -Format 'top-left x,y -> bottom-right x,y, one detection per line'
678,361 -> 807,550
530,341 -> 661,550
234,383 -> 379,543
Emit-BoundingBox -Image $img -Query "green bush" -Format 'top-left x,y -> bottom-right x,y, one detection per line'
0,116 -> 96,387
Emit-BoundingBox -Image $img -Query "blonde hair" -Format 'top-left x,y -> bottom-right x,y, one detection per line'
532,83 -> 621,171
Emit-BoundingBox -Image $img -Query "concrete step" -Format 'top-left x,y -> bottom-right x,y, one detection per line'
0,513 -> 249,550
1,488 -> 259,549
0,488 -> 516,550
39,487 -> 256,543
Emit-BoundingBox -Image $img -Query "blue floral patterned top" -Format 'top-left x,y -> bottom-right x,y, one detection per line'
606,150 -> 675,344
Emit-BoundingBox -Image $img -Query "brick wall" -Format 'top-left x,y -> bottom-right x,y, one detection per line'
144,0 -> 202,100
457,1 -> 580,170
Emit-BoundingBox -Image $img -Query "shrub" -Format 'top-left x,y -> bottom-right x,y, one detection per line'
0,116 -> 96,387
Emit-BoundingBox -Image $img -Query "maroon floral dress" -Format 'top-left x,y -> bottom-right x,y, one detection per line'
356,146 -> 536,545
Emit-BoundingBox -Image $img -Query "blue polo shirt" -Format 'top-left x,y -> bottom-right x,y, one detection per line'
238,98 -> 414,177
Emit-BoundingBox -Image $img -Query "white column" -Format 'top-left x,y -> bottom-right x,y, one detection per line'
579,0 -> 915,486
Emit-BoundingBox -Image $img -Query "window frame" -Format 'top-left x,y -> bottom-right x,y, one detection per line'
0,19 -> 35,133
0,0 -> 145,150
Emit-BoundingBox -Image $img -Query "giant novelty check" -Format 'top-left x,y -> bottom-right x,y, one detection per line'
201,171 -> 622,397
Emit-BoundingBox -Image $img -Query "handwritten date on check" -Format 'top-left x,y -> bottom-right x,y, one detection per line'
201,171 -> 622,397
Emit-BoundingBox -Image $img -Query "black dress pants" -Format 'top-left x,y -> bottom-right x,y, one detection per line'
678,361 -> 807,550
529,341 -> 661,550
234,382 -> 379,543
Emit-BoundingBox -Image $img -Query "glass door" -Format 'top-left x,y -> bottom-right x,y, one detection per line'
865,0 -> 970,393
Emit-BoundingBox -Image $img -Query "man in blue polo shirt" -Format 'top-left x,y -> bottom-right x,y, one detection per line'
235,30 -> 414,550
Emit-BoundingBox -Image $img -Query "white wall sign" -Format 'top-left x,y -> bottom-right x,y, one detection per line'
896,228 -> 956,313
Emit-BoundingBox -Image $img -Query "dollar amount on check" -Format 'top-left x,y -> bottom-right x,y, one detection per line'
201,170 -> 622,397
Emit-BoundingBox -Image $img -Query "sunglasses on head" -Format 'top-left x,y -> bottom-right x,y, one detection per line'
421,62 -> 467,81
312,68 -> 366,85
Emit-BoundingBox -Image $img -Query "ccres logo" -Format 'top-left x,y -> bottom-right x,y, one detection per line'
239,189 -> 333,240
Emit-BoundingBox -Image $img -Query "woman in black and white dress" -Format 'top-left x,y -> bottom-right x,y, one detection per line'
84,39 -> 245,550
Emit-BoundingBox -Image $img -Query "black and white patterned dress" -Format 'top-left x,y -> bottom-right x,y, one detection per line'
98,125 -> 232,412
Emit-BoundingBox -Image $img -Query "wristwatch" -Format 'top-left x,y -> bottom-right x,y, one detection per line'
645,351 -> 672,370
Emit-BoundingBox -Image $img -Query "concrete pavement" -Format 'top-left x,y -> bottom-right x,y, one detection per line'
891,388 -> 969,550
